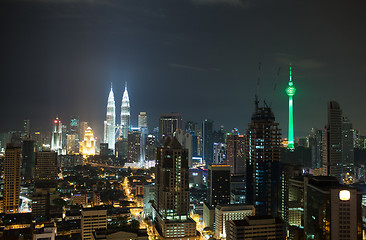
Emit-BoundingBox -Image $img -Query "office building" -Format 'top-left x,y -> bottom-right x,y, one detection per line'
152,136 -> 198,239
226,216 -> 286,240
207,164 -> 231,207
35,150 -> 58,189
32,188 -> 50,222
159,113 -> 182,144
104,86 -> 116,150
342,116 -> 355,176
214,204 -> 255,239
323,101 -> 343,180
127,130 -> 141,163
139,112 -> 148,166
81,208 -> 107,240
4,143 -> 22,213
213,143 -> 226,165
202,119 -> 214,167
309,128 -> 323,169
51,118 -> 62,153
226,134 -> 245,175
204,164 -> 231,230
303,176 -> 362,240
80,127 -> 96,156
145,134 -> 156,161
21,139 -> 36,183
245,103 -> 282,217
120,82 -> 131,139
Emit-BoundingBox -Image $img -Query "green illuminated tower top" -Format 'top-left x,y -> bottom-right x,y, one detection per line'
285,65 -> 296,149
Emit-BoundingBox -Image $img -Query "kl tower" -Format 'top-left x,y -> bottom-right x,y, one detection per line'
285,65 -> 296,150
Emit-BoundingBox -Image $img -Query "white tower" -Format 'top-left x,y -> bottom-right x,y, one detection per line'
120,82 -> 130,139
104,85 -> 116,150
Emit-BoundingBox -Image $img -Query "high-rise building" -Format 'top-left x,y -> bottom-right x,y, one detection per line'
285,65 -> 296,150
138,112 -> 148,129
207,164 -> 231,207
202,119 -> 214,167
81,208 -> 107,240
153,137 -> 198,239
159,113 -> 182,144
175,129 -> 193,167
4,143 -> 21,214
79,127 -> 96,156
104,86 -> 116,150
323,101 -> 343,180
204,164 -> 231,230
213,143 -> 226,164
66,134 -> 77,154
139,112 -> 148,166
79,122 -> 89,143
245,103 -> 282,217
226,134 -> 245,176
23,119 -> 30,139
120,82 -> 130,140
51,118 -> 62,153
342,116 -> 355,176
309,128 -> 323,169
303,176 -> 362,240
214,205 -> 255,239
145,134 -> 156,161
127,130 -> 141,163
21,139 -> 36,183
35,150 -> 58,189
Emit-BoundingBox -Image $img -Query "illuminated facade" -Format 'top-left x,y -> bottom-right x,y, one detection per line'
4,143 -> 21,214
285,65 -> 296,149
153,137 -> 198,239
80,127 -> 96,156
51,118 -> 62,152
104,85 -> 116,150
120,82 -> 130,140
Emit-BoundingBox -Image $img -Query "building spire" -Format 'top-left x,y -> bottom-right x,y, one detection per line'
125,82 -> 127,90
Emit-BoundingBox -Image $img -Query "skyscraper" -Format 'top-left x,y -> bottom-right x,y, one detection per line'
80,127 -> 96,156
21,139 -> 36,183
138,112 -> 148,166
120,82 -> 130,140
226,133 -> 245,176
35,150 -> 58,189
245,103 -> 282,217
159,113 -> 182,144
104,85 -> 116,150
285,65 -> 296,150
153,136 -> 197,239
4,143 -> 22,213
342,116 -> 355,175
322,101 -> 343,180
207,164 -> 231,207
51,118 -> 62,152
202,119 -> 214,167
127,130 -> 141,163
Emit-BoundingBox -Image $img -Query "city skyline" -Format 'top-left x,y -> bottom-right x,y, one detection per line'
1,0 -> 366,138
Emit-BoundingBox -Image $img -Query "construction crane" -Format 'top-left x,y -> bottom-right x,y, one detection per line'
269,67 -> 281,108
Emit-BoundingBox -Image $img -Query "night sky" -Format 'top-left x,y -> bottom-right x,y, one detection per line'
1,0 -> 366,138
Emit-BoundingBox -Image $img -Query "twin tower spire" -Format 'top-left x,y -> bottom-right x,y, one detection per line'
104,82 -> 130,150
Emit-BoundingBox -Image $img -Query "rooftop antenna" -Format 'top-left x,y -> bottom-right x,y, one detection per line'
255,62 -> 261,110
269,67 -> 281,108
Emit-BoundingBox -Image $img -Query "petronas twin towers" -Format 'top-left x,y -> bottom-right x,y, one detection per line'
104,82 -> 130,150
